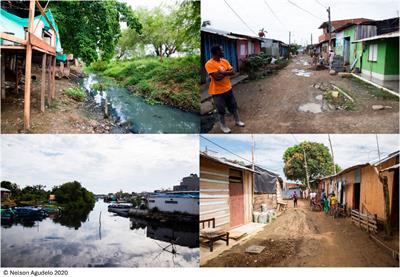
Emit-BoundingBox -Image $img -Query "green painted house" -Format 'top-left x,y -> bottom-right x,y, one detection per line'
334,18 -> 399,88
353,32 -> 399,84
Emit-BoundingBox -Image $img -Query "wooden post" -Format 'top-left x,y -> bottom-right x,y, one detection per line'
23,0 -> 36,130
374,167 -> 392,236
15,59 -> 19,94
47,56 -> 52,106
40,53 -> 46,112
60,61 -> 64,76
1,53 -> 5,99
51,55 -> 56,99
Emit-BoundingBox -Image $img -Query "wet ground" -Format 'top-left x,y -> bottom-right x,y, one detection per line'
206,54 -> 399,134
202,200 -> 398,267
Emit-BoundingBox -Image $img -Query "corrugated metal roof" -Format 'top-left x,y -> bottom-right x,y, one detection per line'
380,164 -> 400,172
200,152 -> 257,173
201,27 -> 247,40
352,31 -> 399,42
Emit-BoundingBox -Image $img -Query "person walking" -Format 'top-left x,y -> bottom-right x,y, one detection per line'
320,189 -> 326,210
205,45 -> 245,133
293,191 -> 298,208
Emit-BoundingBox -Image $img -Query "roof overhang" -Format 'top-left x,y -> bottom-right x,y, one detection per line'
201,152 -> 258,173
352,31 -> 400,43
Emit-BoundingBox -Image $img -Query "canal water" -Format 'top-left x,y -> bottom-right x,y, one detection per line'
1,200 -> 199,267
81,74 -> 200,134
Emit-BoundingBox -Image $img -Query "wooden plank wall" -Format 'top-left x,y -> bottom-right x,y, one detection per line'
253,193 -> 276,212
243,170 -> 253,224
200,157 -> 230,230
360,158 -> 397,220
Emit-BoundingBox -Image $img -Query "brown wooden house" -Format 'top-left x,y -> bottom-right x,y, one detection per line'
317,151 -> 399,230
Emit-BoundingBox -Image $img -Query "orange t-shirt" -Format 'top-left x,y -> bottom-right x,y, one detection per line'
205,58 -> 232,95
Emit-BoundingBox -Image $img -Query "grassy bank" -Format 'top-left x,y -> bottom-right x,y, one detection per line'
88,56 -> 200,112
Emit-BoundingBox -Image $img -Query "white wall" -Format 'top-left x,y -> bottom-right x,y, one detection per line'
148,197 -> 199,215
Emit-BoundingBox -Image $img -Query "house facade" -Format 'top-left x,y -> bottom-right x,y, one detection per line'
318,151 -> 399,230
200,153 -> 254,231
148,191 -> 199,215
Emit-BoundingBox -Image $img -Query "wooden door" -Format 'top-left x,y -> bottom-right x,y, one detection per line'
353,183 -> 361,210
229,181 -> 244,228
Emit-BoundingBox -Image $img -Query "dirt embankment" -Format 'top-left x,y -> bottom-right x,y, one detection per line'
203,200 -> 398,267
1,69 -> 118,134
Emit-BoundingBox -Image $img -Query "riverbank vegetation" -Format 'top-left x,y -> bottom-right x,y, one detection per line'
87,1 -> 200,112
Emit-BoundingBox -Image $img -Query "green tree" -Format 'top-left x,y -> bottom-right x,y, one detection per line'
51,1 -> 141,63
19,185 -> 49,202
283,141 -> 340,187
117,2 -> 200,59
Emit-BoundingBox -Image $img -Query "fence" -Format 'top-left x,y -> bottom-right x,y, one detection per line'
351,209 -> 378,233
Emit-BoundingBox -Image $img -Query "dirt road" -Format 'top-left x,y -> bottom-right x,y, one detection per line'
203,200 -> 398,267
208,55 -> 399,134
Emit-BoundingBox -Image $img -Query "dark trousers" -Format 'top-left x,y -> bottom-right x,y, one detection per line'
212,90 -> 238,117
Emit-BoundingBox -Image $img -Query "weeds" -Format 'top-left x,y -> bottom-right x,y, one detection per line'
65,87 -> 86,102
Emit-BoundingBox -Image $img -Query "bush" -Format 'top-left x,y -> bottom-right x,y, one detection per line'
65,87 -> 86,101
91,60 -> 108,72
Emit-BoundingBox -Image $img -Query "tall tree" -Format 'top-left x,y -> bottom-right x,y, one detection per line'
51,1 -> 141,63
283,141 -> 341,186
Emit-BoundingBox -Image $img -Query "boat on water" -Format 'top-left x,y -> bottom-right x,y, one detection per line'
108,203 -> 133,215
1,208 -> 15,221
13,206 -> 47,218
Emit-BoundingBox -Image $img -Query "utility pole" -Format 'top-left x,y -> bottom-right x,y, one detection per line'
376,134 -> 381,168
289,31 -> 291,46
327,6 -> 332,50
328,134 -> 336,174
205,145 -> 208,155
251,134 -> 255,171
311,33 -> 313,45
303,148 -> 310,190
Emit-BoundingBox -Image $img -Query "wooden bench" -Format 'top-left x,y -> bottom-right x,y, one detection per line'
277,201 -> 288,212
199,218 -> 229,252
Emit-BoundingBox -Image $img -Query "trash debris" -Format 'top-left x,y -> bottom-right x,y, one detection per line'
270,58 -> 277,64
372,105 -> 385,110
292,69 -> 312,77
329,69 -> 337,75
315,95 -> 323,101
245,245 -> 266,254
298,103 -> 322,113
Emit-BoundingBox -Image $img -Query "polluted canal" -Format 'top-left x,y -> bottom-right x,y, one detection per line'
1,200 -> 199,267
80,74 -> 200,134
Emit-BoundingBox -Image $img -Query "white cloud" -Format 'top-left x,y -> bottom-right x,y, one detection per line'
1,135 -> 199,194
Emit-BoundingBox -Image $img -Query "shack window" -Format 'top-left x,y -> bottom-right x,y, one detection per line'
165,200 -> 178,204
368,44 -> 378,61
148,200 -> 155,203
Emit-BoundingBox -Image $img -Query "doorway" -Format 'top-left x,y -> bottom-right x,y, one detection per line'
353,182 -> 361,210
229,169 -> 244,228
343,37 -> 351,65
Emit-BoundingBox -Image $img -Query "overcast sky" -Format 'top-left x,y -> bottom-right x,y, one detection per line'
200,134 -> 399,181
201,0 -> 399,45
1,135 -> 198,194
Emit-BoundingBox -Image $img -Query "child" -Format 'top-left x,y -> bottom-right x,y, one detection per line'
323,196 -> 330,214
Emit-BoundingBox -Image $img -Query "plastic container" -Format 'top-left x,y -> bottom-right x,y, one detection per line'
252,211 -> 260,223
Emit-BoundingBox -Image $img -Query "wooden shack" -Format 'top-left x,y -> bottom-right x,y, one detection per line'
1,0 -> 63,129
200,153 -> 255,231
251,165 -> 283,211
318,151 -> 399,230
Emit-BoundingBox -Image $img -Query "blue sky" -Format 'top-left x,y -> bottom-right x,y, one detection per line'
200,134 -> 399,180
1,135 -> 199,194
202,0 -> 399,45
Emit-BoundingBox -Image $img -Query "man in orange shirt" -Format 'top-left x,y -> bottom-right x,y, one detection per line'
205,45 -> 245,133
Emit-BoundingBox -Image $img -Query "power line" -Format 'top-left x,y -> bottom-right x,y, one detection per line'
223,0 -> 258,36
287,0 -> 324,20
263,0 -> 288,31
314,0 -> 328,9
200,135 -> 253,164
200,135 -> 279,172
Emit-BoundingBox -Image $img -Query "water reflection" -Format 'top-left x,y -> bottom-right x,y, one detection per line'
82,74 -> 200,134
1,200 -> 199,267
